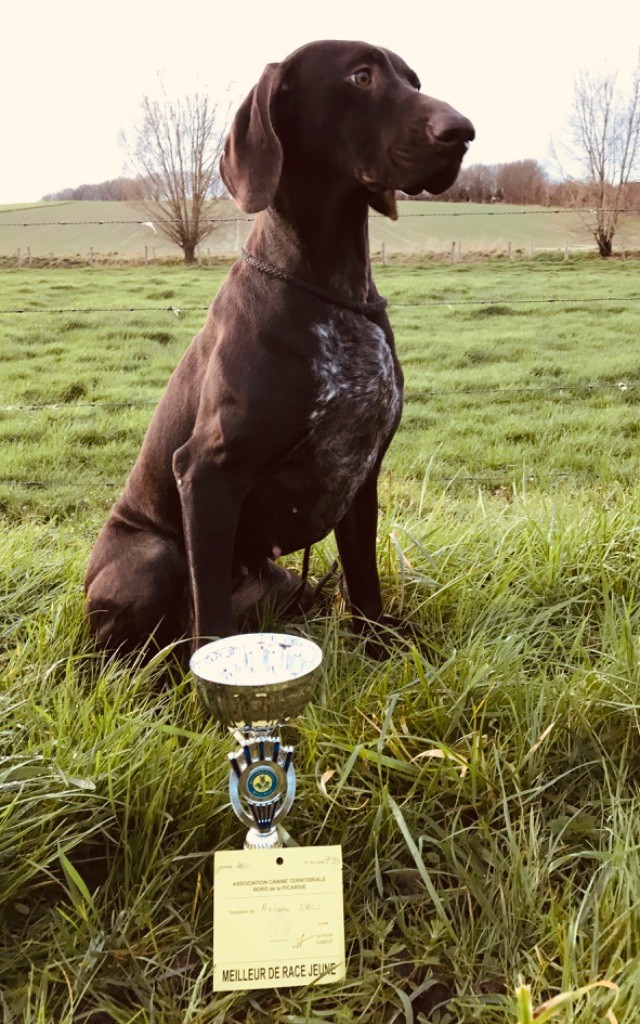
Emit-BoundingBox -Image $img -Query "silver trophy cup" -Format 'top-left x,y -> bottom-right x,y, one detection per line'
190,633 -> 323,850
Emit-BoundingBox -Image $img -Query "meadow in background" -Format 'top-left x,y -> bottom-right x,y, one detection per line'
2,236 -> 640,1021
2,200 -> 640,265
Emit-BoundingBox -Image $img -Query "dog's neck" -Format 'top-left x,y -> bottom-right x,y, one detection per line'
246,176 -> 378,307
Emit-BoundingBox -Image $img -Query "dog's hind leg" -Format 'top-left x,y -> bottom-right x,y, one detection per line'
85,528 -> 188,656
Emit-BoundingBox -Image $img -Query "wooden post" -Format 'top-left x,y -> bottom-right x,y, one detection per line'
27,246 -> 32,268
17,247 -> 21,267
89,246 -> 94,267
381,241 -> 387,265
207,247 -> 211,265
144,245 -> 148,266
451,241 -> 456,263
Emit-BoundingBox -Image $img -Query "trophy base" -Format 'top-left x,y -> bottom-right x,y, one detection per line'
244,826 -> 283,850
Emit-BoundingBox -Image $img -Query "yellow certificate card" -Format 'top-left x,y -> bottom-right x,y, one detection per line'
213,845 -> 345,991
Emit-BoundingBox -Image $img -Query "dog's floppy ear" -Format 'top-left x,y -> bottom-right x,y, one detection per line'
220,62 -> 285,214
367,190 -> 398,221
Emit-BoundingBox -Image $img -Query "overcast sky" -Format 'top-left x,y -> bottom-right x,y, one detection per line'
2,0 -> 639,203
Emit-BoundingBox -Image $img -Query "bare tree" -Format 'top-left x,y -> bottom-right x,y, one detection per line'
563,59 -> 640,256
121,82 -> 230,263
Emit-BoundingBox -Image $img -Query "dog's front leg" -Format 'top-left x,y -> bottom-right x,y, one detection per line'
173,442 -> 248,647
334,476 -> 400,659
334,473 -> 385,631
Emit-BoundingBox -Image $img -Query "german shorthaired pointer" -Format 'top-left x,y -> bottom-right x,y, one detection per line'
85,39 -> 474,656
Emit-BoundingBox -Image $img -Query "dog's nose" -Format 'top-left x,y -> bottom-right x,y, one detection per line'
429,109 -> 475,147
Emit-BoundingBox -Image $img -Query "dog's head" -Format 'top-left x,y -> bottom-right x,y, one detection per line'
220,40 -> 475,221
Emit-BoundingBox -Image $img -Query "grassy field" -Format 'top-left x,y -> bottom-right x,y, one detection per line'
2,256 -> 640,1021
2,256 -> 640,518
2,200 -> 640,260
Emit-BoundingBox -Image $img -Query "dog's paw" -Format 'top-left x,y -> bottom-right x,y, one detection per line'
354,614 -> 408,661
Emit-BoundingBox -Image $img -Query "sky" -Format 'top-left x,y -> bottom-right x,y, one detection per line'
2,0 -> 640,203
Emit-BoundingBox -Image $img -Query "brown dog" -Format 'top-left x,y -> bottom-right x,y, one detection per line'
85,40 -> 474,655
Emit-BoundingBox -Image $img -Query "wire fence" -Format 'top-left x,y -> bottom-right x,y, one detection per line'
2,294 -> 640,316
1,207 -> 639,226
0,379 -> 634,417
2,204 -> 640,265
0,470 -> 575,492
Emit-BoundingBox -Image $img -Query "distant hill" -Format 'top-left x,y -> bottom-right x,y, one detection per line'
1,200 -> 640,259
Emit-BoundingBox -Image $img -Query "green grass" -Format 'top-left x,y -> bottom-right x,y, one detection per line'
2,257 -> 640,1021
1,258 -> 640,519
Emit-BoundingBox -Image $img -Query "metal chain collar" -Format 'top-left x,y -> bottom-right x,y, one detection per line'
240,248 -> 388,317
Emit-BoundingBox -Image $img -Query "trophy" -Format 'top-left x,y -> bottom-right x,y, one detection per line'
190,633 -> 323,850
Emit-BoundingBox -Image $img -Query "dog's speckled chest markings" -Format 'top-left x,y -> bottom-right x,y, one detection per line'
309,313 -> 402,521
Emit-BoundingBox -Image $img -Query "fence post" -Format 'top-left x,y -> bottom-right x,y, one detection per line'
27,246 -> 32,268
451,242 -> 456,263
144,245 -> 148,266
381,241 -> 387,266
89,247 -> 94,267
17,247 -> 21,268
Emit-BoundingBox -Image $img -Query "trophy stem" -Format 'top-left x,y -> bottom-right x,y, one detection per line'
228,725 -> 297,849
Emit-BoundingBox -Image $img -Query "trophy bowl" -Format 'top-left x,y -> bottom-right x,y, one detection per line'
190,632 -> 323,728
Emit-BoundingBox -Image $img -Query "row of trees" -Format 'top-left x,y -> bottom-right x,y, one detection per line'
438,159 -> 549,205
46,159 -> 640,215
44,159 -> 553,208
42,58 -> 640,261
43,177 -> 148,202
435,159 -> 639,209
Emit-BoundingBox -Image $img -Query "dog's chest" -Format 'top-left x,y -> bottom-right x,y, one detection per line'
237,313 -> 402,560
307,314 -> 402,500
312,314 -> 398,404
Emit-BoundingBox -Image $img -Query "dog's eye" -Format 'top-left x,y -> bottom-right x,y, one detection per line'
350,68 -> 372,88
